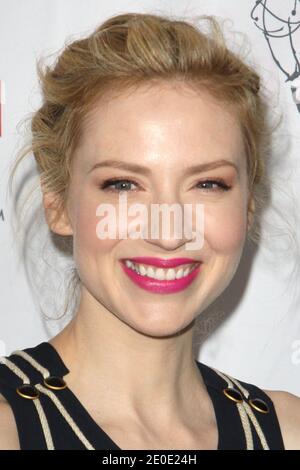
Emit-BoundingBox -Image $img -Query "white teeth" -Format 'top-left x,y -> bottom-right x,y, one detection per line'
183,267 -> 190,276
146,266 -> 155,278
124,260 -> 196,280
139,265 -> 147,276
175,268 -> 183,279
166,269 -> 176,280
155,268 -> 165,280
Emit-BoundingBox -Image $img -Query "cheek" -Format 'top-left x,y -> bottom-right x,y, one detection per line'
72,197 -> 117,262
204,199 -> 248,254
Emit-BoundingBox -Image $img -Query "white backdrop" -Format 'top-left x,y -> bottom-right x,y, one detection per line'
1,0 -> 300,395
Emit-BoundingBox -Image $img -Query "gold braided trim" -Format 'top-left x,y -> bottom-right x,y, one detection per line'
8,351 -> 95,450
225,373 -> 270,450
35,383 -> 95,450
12,350 -> 51,379
0,356 -> 54,449
212,368 -> 254,450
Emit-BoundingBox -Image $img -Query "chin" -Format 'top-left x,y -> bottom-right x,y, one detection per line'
123,313 -> 195,339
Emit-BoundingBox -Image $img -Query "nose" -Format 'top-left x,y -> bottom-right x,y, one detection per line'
145,233 -> 190,252
133,192 -> 196,252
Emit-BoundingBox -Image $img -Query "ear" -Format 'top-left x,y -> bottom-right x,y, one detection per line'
42,191 -> 73,236
247,195 -> 255,231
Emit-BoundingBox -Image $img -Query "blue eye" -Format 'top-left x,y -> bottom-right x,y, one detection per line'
100,178 -> 139,192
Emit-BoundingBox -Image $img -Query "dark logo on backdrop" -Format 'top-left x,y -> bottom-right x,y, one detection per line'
251,0 -> 300,113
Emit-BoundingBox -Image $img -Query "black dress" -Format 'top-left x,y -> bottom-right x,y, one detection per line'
0,342 -> 284,450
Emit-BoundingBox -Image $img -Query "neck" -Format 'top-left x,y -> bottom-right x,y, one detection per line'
49,288 -> 208,426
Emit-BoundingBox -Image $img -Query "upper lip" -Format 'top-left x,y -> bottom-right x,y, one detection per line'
121,257 -> 201,268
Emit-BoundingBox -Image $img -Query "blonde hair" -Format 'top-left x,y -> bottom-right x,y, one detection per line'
9,12 -> 274,319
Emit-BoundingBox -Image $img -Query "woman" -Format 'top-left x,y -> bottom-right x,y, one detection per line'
0,12 -> 299,450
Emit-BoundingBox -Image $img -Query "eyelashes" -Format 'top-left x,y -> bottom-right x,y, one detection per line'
100,178 -> 140,192
196,179 -> 231,191
99,177 -> 232,193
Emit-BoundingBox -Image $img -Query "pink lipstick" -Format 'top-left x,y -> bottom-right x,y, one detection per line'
120,257 -> 202,294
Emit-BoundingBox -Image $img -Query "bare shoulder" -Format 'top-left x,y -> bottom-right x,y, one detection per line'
0,394 -> 20,450
264,389 -> 300,450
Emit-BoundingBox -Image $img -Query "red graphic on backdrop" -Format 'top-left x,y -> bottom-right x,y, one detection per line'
0,80 -> 5,136
0,80 -> 5,137
0,80 -> 2,137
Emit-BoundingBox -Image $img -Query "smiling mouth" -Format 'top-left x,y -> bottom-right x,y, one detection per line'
122,259 -> 200,281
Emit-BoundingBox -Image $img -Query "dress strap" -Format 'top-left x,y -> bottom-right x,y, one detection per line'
197,361 -> 285,450
0,355 -> 54,449
0,345 -> 94,450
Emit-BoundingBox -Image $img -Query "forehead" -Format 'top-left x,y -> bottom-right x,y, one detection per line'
76,81 -> 245,168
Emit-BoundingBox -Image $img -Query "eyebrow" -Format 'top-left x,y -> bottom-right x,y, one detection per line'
88,158 -> 239,176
